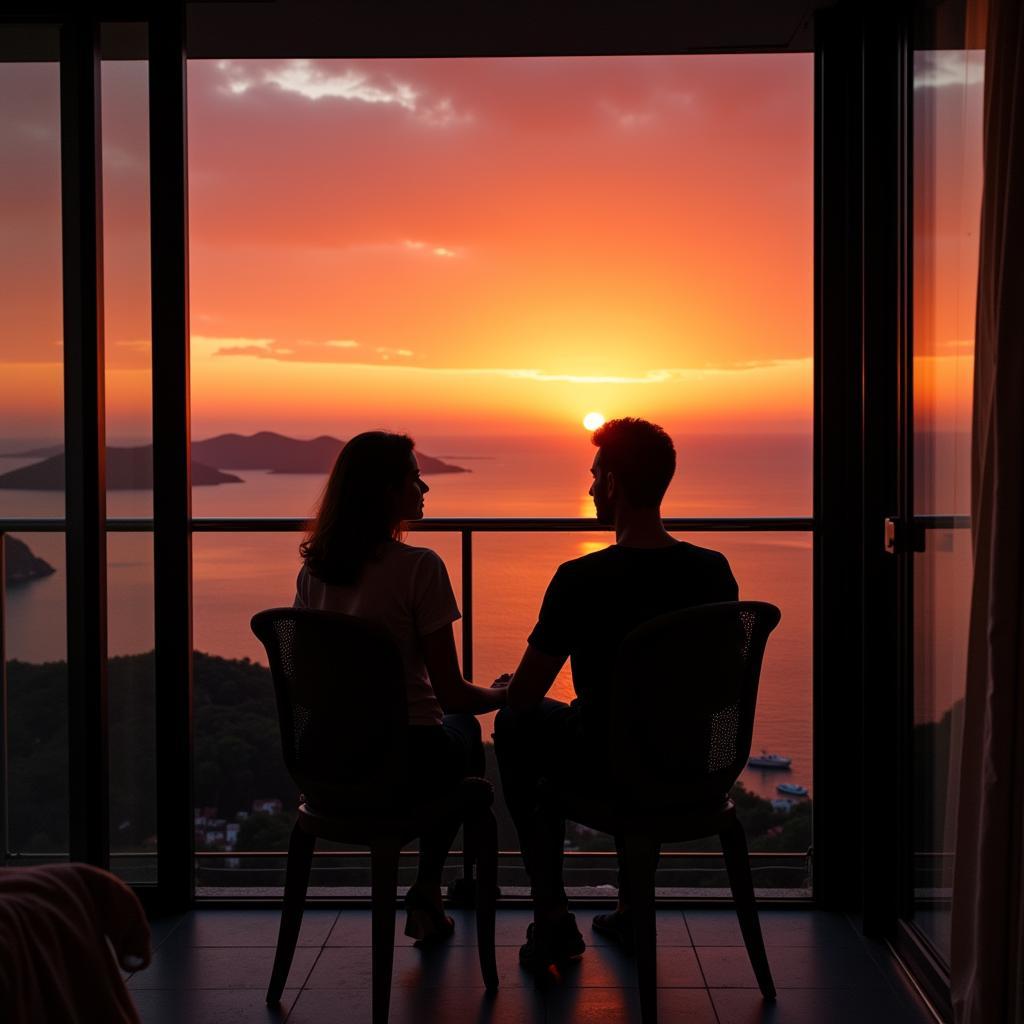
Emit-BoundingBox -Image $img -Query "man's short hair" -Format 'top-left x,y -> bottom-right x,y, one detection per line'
592,417 -> 676,508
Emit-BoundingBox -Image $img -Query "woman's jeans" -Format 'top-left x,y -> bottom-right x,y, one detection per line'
406,713 -> 485,886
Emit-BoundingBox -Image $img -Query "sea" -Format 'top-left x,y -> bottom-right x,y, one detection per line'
1,432 -> 813,801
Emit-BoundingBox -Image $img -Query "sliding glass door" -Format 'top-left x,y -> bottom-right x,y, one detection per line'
902,0 -> 983,974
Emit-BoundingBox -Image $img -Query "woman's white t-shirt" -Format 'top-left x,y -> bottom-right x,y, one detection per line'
293,542 -> 460,727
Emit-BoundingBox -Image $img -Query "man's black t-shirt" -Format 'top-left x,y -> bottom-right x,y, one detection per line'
527,540 -> 739,740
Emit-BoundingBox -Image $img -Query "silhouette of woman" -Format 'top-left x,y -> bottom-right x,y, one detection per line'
296,431 -> 507,942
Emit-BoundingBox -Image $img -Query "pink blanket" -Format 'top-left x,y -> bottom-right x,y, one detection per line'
0,864 -> 150,1023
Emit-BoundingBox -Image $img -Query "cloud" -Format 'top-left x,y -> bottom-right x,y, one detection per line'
605,108 -> 656,130
210,343 -> 277,358
937,337 -> 975,353
196,335 -> 809,380
505,369 -> 673,385
3,118 -> 58,145
416,96 -> 469,128
265,61 -> 418,108
913,51 -> 984,89
214,59 -> 471,126
0,341 -> 64,367
403,239 -> 459,258
285,238 -> 463,258
599,90 -> 695,130
497,358 -> 809,385
102,142 -> 143,172
200,336 -> 417,364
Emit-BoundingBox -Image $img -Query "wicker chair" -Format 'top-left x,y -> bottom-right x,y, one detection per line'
251,607 -> 499,1024
542,600 -> 781,1023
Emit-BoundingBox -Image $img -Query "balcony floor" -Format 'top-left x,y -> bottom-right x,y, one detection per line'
129,907 -> 936,1023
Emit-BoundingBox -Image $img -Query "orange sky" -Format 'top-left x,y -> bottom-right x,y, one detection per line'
0,53 -> 974,444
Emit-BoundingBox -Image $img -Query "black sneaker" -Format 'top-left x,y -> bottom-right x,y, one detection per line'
518,913 -> 586,972
592,910 -> 635,955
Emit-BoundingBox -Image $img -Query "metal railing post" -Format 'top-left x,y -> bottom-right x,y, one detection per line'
461,529 -> 473,680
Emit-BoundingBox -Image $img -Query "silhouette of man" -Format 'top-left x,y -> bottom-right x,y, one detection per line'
493,417 -> 738,971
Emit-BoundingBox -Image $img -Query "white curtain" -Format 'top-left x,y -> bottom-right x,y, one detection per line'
951,0 -> 1024,1021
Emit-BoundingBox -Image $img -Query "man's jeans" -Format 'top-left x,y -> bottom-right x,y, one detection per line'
494,699 -> 626,910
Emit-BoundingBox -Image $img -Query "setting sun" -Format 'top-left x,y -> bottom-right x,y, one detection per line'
583,412 -> 605,431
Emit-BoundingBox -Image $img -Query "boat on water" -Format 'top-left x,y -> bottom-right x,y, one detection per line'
777,783 -> 809,797
748,751 -> 792,769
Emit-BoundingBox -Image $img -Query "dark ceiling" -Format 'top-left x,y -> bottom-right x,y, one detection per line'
2,1 -> 837,60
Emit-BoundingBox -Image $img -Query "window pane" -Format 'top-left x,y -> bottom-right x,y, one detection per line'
191,531 -> 462,892
101,56 -> 156,882
912,530 -> 970,955
107,531 -> 156,881
473,530 -> 811,896
190,527 -> 809,896
911,11 -> 983,962
103,57 -> 153,509
0,58 -> 64,516
0,46 -> 68,868
185,54 -> 813,896
186,55 -> 812,518
912,48 -> 980,518
4,532 -> 68,860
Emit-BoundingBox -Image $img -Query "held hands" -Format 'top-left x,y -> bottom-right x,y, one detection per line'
490,672 -> 512,706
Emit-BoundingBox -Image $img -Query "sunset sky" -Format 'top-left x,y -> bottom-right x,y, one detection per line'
0,51 -> 977,444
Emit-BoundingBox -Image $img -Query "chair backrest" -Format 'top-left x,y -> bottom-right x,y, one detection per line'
250,607 -> 408,807
611,601 -> 781,807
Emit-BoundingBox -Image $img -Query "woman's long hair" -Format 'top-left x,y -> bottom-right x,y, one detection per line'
300,431 -> 415,585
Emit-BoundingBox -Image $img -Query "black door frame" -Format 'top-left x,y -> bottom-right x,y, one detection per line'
4,8 -> 949,956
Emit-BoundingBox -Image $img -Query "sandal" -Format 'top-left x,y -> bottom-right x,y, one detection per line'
403,886 -> 455,945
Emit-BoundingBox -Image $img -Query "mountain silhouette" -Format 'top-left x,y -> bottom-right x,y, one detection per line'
190,432 -> 467,475
0,433 -> 466,491
0,448 -> 241,490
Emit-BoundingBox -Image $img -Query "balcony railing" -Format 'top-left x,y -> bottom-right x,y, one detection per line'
1,514 -> 812,677
1,513 -> 825,889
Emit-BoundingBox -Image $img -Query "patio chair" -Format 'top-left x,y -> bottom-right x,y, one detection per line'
251,607 -> 499,1024
542,600 -> 781,1024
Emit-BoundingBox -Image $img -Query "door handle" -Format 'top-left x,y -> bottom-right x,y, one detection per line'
884,517 -> 926,554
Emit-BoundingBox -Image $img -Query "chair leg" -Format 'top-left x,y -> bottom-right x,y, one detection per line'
371,840 -> 401,1024
623,833 -> 660,1024
267,821 -> 316,1005
720,817 -> 776,1000
468,809 -> 499,992
447,827 -> 477,908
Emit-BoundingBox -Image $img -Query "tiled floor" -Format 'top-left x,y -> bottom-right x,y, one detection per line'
128,907 -> 938,1023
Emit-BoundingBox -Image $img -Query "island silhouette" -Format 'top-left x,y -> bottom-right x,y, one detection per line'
0,432 -> 468,490
190,432 -> 467,476
3,536 -> 55,585
0,448 -> 241,490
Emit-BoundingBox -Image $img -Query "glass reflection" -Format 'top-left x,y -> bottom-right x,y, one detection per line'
911,11 -> 983,961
